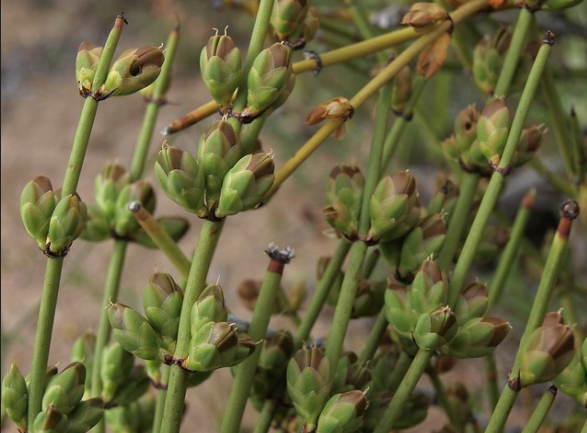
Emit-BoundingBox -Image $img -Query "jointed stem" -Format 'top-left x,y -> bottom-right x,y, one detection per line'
520,386 -> 557,433
294,242 -> 351,348
447,35 -> 553,308
160,220 -> 224,433
220,253 -> 290,433
358,311 -> 388,363
325,81 -> 393,377
373,349 -> 433,433
27,15 -> 125,427
152,366 -> 171,433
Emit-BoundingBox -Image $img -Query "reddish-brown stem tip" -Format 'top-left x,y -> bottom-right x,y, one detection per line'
557,200 -> 579,238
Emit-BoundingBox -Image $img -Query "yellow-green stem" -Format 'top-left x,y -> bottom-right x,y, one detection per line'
220,252 -> 290,433
253,399 -> 277,433
520,386 -> 557,433
484,354 -> 500,411
266,0 -> 491,199
152,365 -> 171,433
160,219 -> 224,433
325,82 -> 393,377
388,351 -> 414,391
27,15 -> 125,427
373,349 -> 433,433
447,35 -> 553,308
487,188 -> 535,309
484,204 -> 576,432
436,172 -> 480,271
294,242 -> 351,348
129,27 -> 180,181
131,203 -> 191,278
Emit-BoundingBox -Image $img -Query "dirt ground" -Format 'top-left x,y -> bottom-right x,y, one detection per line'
1,1 -> 584,432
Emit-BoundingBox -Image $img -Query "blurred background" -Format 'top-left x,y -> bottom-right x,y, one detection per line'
1,0 -> 586,431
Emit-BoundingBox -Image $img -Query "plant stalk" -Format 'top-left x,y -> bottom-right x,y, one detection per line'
220,249 -> 291,433
447,34 -> 554,308
152,365 -> 171,433
520,386 -> 557,433
27,15 -> 125,427
373,349 -> 433,433
484,201 -> 577,432
159,220 -> 224,433
358,311 -> 388,363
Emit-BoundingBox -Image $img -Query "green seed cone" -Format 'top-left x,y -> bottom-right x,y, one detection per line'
198,121 -> 243,208
332,352 -> 371,394
414,306 -> 458,351
100,342 -> 135,403
554,354 -> 587,408
369,171 -> 420,242
324,164 -> 365,239
302,7 -> 321,42
155,143 -> 208,217
384,283 -> 413,340
397,214 -> 446,280
33,405 -> 69,433
287,346 -> 331,431
76,42 -> 103,96
80,205 -> 111,242
472,28 -> 510,95
42,362 -> 86,415
316,390 -> 368,433
351,280 -> 387,318
20,176 -> 58,250
477,98 -> 510,166
512,124 -> 545,167
70,333 -> 96,398
185,321 -> 255,372
143,272 -> 184,341
108,303 -> 163,361
241,43 -> 294,121
200,34 -> 242,110
445,317 -> 511,358
519,314 -> 575,387
271,0 -> 310,42
215,153 -> 275,218
99,46 -> 165,98
48,193 -> 87,254
66,398 -> 104,433
2,364 -> 28,431
453,281 -> 489,324
363,391 -> 429,431
109,365 -> 150,406
409,260 -> 449,314
191,284 -> 228,331
94,163 -> 129,223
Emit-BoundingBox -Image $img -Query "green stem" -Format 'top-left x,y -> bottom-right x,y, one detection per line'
242,117 -> 267,155
361,249 -> 380,279
27,15 -> 125,428
231,0 -> 274,122
429,369 -> 461,429
388,351 -> 413,391
484,354 -> 500,411
436,172 -> 480,271
487,188 -> 535,309
90,240 -> 128,433
358,311 -> 388,363
520,386 -> 557,433
62,15 -> 126,197
131,203 -> 191,279
152,365 -> 171,433
220,252 -> 290,433
492,8 -> 533,98
381,76 -> 427,169
294,242 -> 351,348
129,26 -> 180,181
484,204 -> 576,433
160,219 -> 224,433
447,35 -> 553,308
541,66 -> 576,180
325,82 -> 393,377
373,349 -> 433,433
253,400 -> 277,433
27,258 -> 65,427
582,416 -> 587,433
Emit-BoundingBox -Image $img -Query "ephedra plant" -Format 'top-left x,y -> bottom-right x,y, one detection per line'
2,0 -> 586,432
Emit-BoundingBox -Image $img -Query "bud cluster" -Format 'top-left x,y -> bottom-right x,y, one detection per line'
1,362 -> 105,433
156,122 -> 275,219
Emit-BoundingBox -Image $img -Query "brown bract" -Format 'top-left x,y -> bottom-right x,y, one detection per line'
401,3 -> 448,31
305,97 -> 353,140
417,32 -> 451,79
